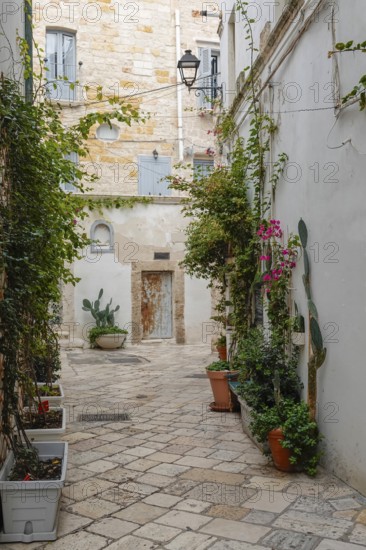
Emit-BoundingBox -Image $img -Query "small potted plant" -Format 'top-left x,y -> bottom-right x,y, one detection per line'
291,302 -> 305,346
82,288 -> 128,349
206,359 -> 239,412
216,334 -> 227,360
250,398 -> 322,476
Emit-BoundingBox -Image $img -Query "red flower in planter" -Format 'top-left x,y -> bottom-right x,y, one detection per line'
38,400 -> 49,413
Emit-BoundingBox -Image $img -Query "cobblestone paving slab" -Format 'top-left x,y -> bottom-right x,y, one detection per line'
261,528 -> 320,550
19,344 -> 365,549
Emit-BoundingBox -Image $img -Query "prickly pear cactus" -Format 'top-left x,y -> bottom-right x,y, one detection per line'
298,219 -> 327,420
82,289 -> 120,328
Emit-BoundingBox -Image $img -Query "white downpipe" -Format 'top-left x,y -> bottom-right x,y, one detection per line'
175,9 -> 184,162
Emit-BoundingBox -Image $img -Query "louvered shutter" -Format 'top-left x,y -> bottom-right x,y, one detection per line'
198,47 -> 212,109
138,156 -> 172,196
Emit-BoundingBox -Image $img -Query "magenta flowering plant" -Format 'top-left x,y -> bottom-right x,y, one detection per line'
258,219 -> 300,334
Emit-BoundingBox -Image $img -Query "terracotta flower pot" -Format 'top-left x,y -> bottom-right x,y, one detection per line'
216,345 -> 227,361
268,428 -> 296,472
206,369 -> 238,412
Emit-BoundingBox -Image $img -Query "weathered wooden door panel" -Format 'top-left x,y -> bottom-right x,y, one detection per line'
141,272 -> 172,339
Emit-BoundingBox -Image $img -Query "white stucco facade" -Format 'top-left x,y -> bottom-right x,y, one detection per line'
68,201 -> 212,346
219,0 -> 366,493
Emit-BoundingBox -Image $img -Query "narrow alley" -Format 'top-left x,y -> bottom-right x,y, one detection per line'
10,343 -> 365,550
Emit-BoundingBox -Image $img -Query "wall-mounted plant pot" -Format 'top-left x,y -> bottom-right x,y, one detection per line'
95,333 -> 127,350
0,441 -> 68,542
37,383 -> 64,406
291,332 -> 305,346
23,407 -> 66,442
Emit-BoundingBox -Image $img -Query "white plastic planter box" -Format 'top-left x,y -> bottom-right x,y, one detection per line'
37,383 -> 64,406
0,441 -> 68,542
24,407 -> 66,442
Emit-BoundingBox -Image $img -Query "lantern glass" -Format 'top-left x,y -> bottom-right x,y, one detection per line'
177,50 -> 200,88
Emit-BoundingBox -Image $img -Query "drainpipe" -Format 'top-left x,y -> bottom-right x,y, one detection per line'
175,9 -> 184,161
24,0 -> 33,102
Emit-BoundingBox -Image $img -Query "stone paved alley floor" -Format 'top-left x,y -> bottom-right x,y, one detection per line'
6,343 -> 366,549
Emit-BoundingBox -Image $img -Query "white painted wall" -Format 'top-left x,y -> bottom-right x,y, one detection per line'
220,0 -> 366,493
184,275 -> 212,344
70,202 -> 212,346
0,0 -> 24,79
75,255 -> 132,346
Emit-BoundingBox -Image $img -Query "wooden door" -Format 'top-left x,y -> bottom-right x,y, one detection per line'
141,272 -> 172,339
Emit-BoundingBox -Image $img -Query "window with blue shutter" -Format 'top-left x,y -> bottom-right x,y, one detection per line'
193,158 -> 214,180
197,47 -> 220,109
46,31 -> 76,101
138,155 -> 172,196
62,152 -> 78,192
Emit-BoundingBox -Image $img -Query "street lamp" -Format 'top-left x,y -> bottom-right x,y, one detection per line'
177,49 -> 221,95
177,50 -> 200,88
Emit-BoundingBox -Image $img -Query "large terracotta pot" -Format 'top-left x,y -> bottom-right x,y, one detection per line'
206,369 -> 239,412
268,428 -> 296,472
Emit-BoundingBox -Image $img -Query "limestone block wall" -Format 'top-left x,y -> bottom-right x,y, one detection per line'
33,1 -> 221,195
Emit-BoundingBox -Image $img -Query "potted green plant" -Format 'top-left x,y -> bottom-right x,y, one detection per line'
82,289 -> 128,349
206,360 -> 239,412
216,334 -> 227,360
236,328 -> 302,412
291,302 -> 305,346
250,398 -> 322,476
235,328 -> 302,449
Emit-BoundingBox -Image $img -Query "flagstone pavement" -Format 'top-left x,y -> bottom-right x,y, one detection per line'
6,343 -> 366,549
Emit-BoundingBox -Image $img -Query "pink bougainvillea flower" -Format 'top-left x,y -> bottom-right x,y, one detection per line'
263,274 -> 272,281
282,249 -> 289,255
290,261 -> 296,268
260,255 -> 271,261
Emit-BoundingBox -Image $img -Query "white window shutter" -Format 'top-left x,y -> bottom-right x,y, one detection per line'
198,47 -> 212,109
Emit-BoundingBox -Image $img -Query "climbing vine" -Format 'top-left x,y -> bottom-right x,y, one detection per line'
0,63 -> 144,457
329,40 -> 366,109
72,195 -> 152,215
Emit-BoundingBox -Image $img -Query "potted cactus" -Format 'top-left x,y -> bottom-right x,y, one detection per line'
82,289 -> 128,349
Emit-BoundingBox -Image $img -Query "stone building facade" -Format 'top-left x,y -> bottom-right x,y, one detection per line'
32,1 -> 221,345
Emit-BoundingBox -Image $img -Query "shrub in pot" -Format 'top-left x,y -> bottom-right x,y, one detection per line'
291,302 -> 305,346
236,328 -> 302,413
215,334 -> 227,360
250,399 -> 322,476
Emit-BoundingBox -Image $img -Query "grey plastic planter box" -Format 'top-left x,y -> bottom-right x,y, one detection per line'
0,441 -> 68,542
37,383 -> 64,406
24,407 -> 66,442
